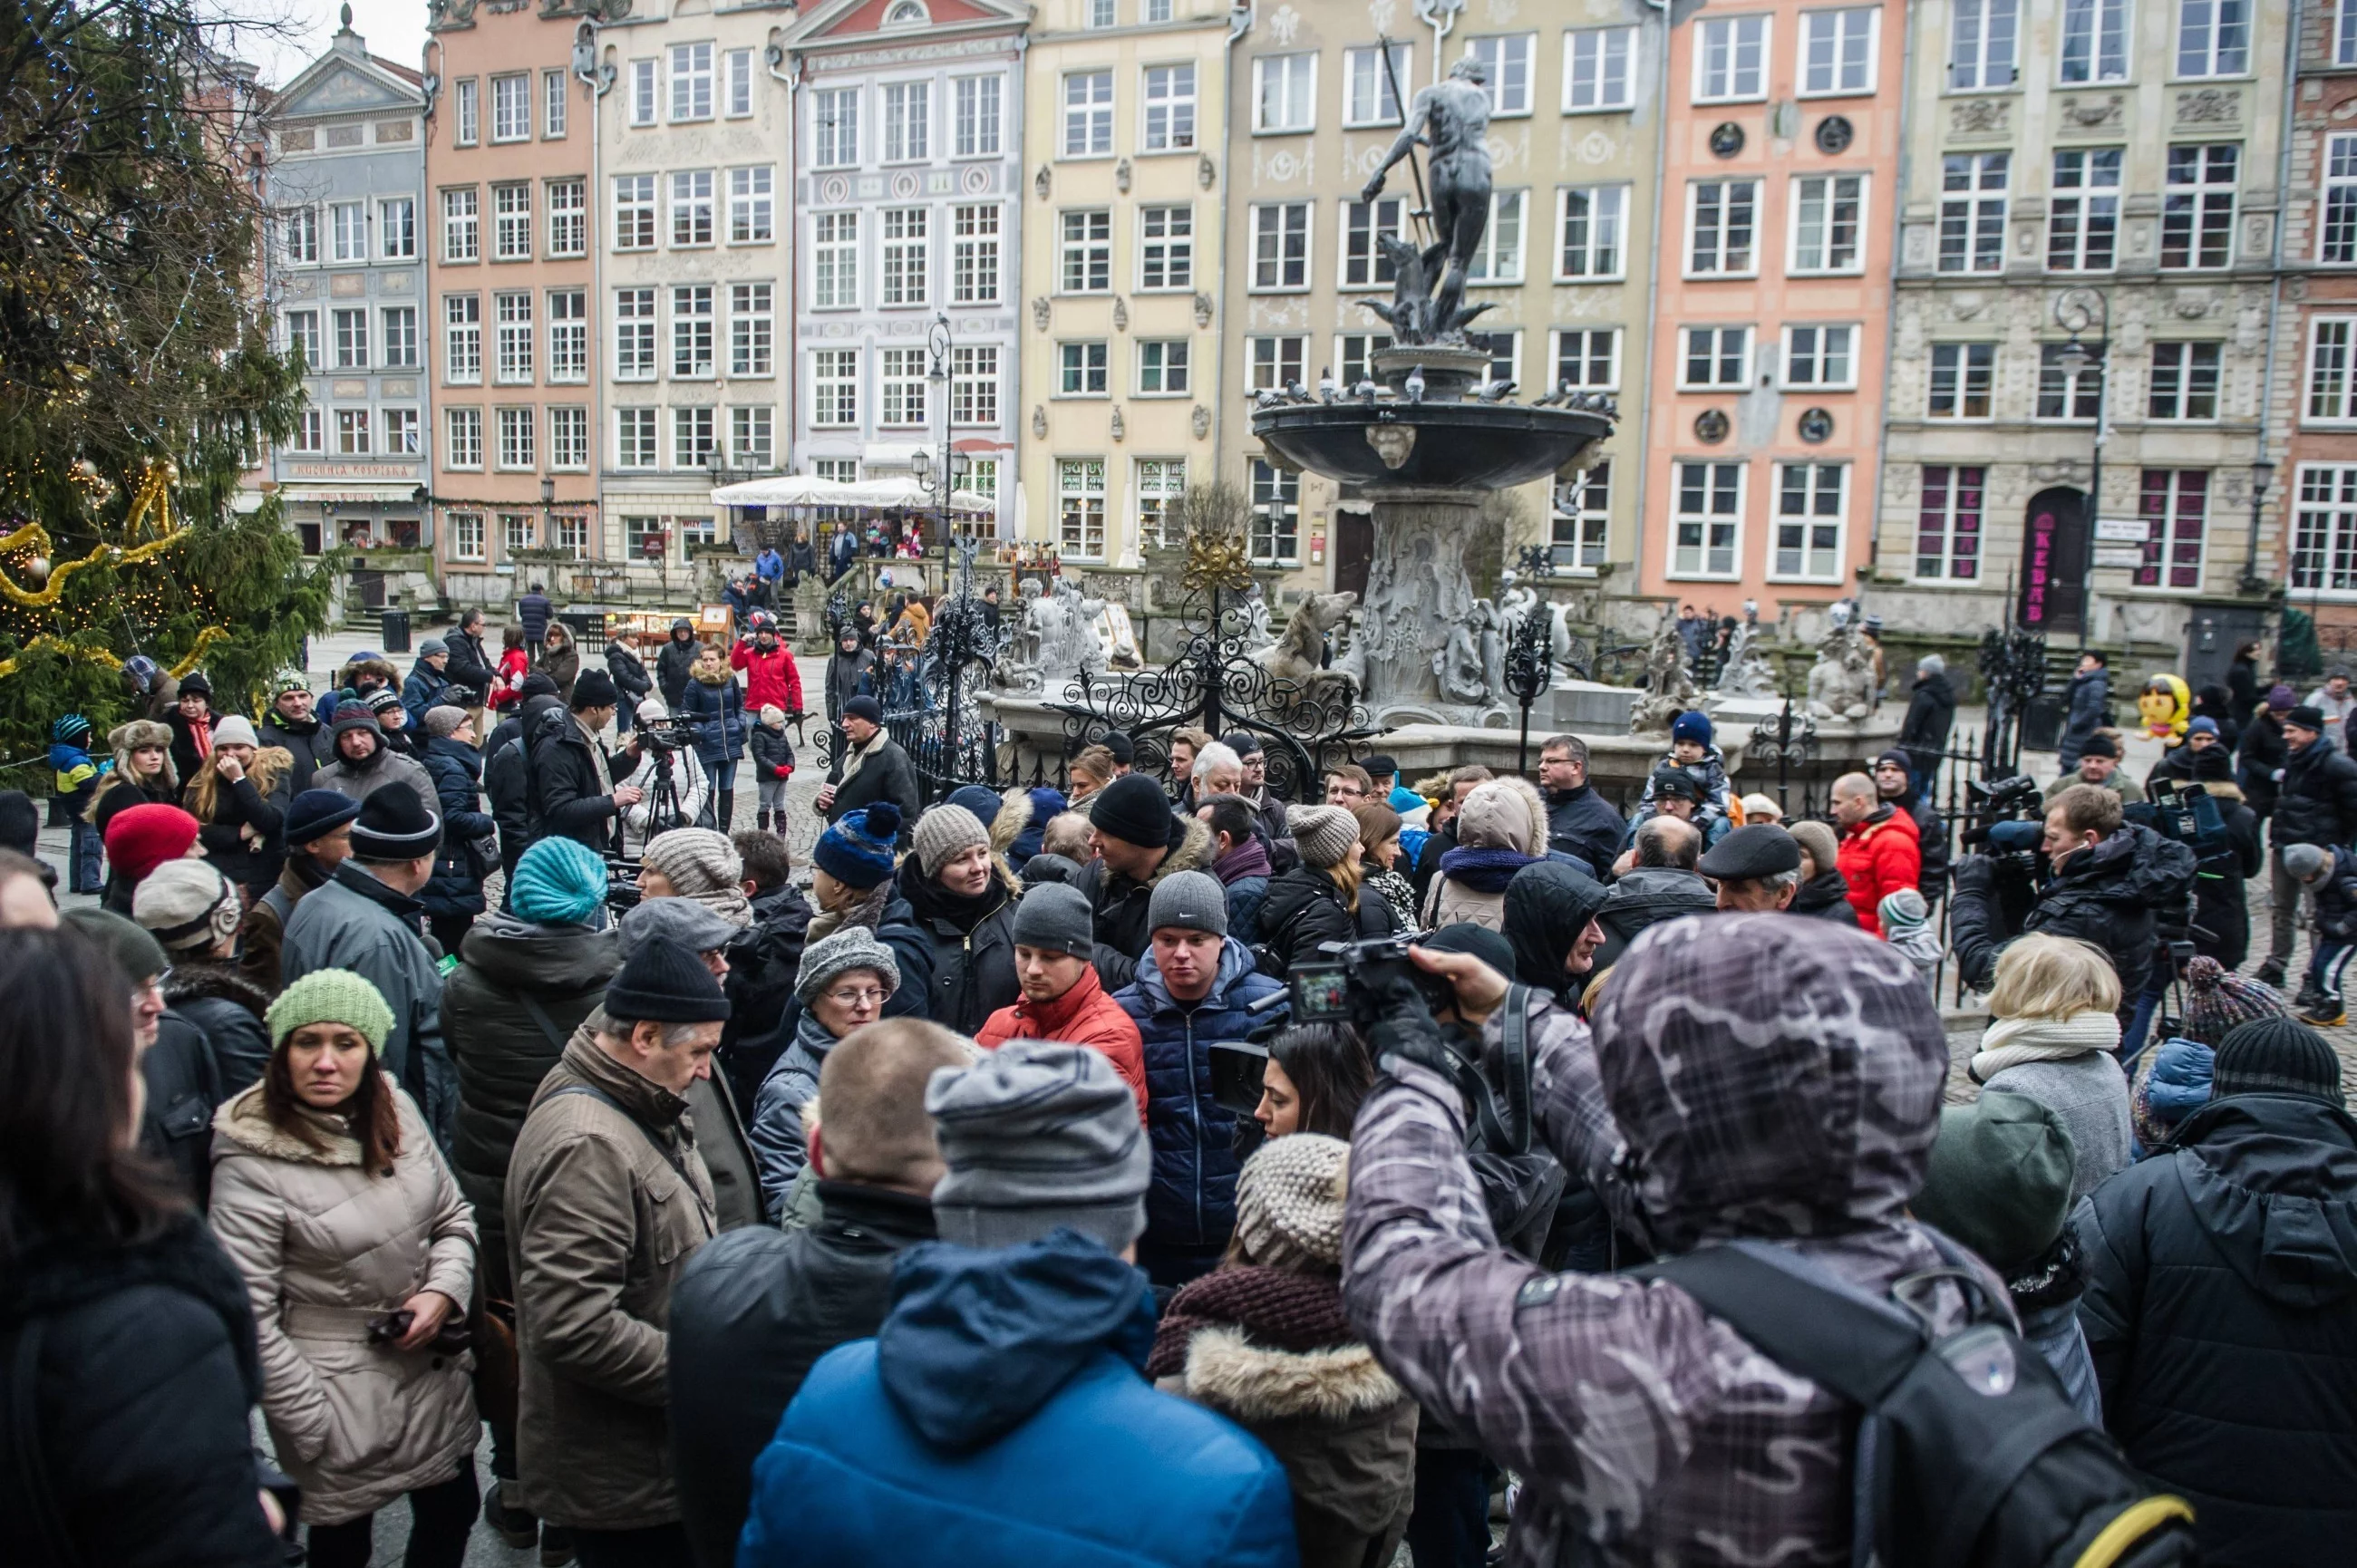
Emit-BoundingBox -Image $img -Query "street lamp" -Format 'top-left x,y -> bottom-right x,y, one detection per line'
2242,456 -> 2276,596
2053,288 -> 2109,651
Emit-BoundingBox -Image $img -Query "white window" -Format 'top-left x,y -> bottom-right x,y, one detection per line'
811,350 -> 859,426
381,305 -> 418,369
332,307 -> 370,370
1683,326 -> 1751,388
615,288 -> 657,380
2061,0 -> 2129,83
1928,342 -> 1996,417
731,285 -> 773,376
1563,27 -> 1634,111
1773,462 -> 1847,579
1143,63 -> 1198,150
1085,0 -> 1115,27
1800,7 -> 1877,95
1254,53 -> 1315,132
1249,202 -> 1310,290
813,211 -> 858,308
454,78 -> 479,144
549,512 -> 589,555
955,75 -> 1003,157
1341,197 -> 1410,287
441,189 -> 478,263
378,197 -> 415,260
1694,15 -> 1770,102
2323,135 -> 2357,265
1061,209 -> 1112,292
330,201 -> 366,263
2296,465 -> 2357,593
1688,179 -> 1759,275
1949,0 -> 2017,89
289,407 -> 323,453
1335,333 -> 1392,388
881,208 -> 929,306
1064,71 -> 1114,156
491,73 -> 530,141
2177,0 -> 2249,77
2037,337 -> 2108,414
2049,148 -> 2121,270
1556,185 -> 1626,278
1143,0 -> 1172,19
1780,324 -> 1857,388
1551,328 -> 1620,391
1938,153 -> 2007,273
671,43 -> 713,121
725,49 -> 753,118
548,290 -> 587,382
286,309 -> 320,369
729,167 -> 773,243
1468,191 -> 1526,282
1672,461 -> 1744,577
1139,205 -> 1193,289
1136,460 -> 1186,547
494,292 -> 532,384
616,408 -> 658,468
622,515 -> 664,557
445,407 -> 483,469
2342,0 -> 2357,66
497,407 -> 535,469
813,87 -> 859,168
443,294 -> 481,383
1466,34 -> 1535,114
1553,462 -> 1612,568
2149,341 -> 2222,421
544,67 -> 568,137
614,174 -> 655,251
2137,469 -> 2209,589
2162,144 -> 2237,269
2308,318 -> 2357,422
1915,467 -> 1984,580
1060,341 -> 1111,394
493,182 -> 530,260
952,344 -> 1000,424
1790,173 -> 1866,274
450,512 -> 486,561
1246,334 -> 1308,392
1248,460 -> 1298,564
673,406 -> 716,469
883,81 -> 929,162
335,408 -> 372,455
671,170 -> 714,247
283,207 -> 319,265
673,286 -> 714,378
952,204 -> 1002,304
880,347 -> 928,427
1137,339 -> 1189,394
1060,460 -> 1107,559
546,179 -> 585,257
1344,44 -> 1410,126
731,406 -> 773,467
629,60 -> 656,127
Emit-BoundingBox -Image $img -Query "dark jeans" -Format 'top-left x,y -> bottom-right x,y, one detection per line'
2309,940 -> 2354,1009
69,818 -> 103,894
305,1466 -> 478,1568
572,1521 -> 694,1567
1406,1446 -> 1493,1568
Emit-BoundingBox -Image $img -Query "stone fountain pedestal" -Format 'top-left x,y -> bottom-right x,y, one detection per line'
1355,487 -> 1484,721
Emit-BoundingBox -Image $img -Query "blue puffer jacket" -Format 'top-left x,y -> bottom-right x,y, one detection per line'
1113,938 -> 1288,1253
739,1231 -> 1298,1568
419,735 -> 496,919
678,668 -> 746,769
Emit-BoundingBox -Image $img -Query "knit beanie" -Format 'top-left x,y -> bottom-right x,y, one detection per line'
842,694 -> 884,726
1789,818 -> 1839,874
1101,731 -> 1136,766
571,670 -> 620,711
1285,803 -> 1361,869
209,715 -> 259,750
636,697 -> 669,726
912,803 -> 990,877
759,703 -> 786,725
1671,710 -> 1713,748
620,895 -> 739,957
643,828 -> 742,898
812,804 -> 901,889
604,936 -> 732,1024
945,784 -> 1005,824
509,836 -> 612,926
1910,1091 -> 2076,1273
2282,842 -> 2331,881
419,637 -> 449,658
349,786 -> 441,861
926,1040 -> 1153,1253
794,925 -> 903,1004
52,713 -> 92,746
423,706 -> 470,740
1090,772 -> 1179,850
2178,954 -> 2290,1047
1877,887 -> 1930,934
132,860 -> 242,953
177,671 -> 211,698
2211,1017 -> 2343,1104
1421,921 -> 1515,977
267,969 -> 396,1053
364,688 -> 404,719
1012,881 -> 1094,959
63,906 -> 168,986
1146,868 -> 1227,938
102,803 -> 201,885
1232,1133 -> 1351,1271
2267,683 -> 2296,712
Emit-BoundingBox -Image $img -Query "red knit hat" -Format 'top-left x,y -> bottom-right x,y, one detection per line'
102,803 -> 201,885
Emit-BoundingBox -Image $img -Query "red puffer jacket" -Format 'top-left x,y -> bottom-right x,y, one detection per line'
1838,811 -> 1923,936
730,638 -> 804,716
975,963 -> 1147,1121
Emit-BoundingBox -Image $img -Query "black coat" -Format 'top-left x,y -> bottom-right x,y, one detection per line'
1543,785 -> 1624,877
1950,821 -> 2197,996
0,1217 -> 283,1568
1500,860 -> 1610,1005
529,704 -> 626,853
2059,668 -> 2111,766
1593,867 -> 1715,972
825,738 -> 920,844
1790,867 -> 1861,924
140,1009 -> 223,1207
1898,669 -> 1957,753
2236,711 -> 2289,818
258,711 -> 335,794
2271,733 -> 2357,851
518,591 -> 553,647
1256,863 -> 1397,974
160,962 -> 272,1104
164,709 -> 215,788
606,640 -> 654,703
189,770 -> 288,897
444,628 -> 497,703
1410,818 -> 1459,907
717,885 -> 815,1108
484,693 -> 565,883
2226,655 -> 2262,730
824,648 -> 876,721
1076,817 -> 1214,992
1905,794 -> 1950,899
2077,1094 -> 2357,1567
2185,783 -> 2265,968
657,633 -> 703,707
898,874 -> 1023,1036
420,735 -> 497,919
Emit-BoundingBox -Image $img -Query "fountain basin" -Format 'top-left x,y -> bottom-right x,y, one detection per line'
1252,402 -> 1611,492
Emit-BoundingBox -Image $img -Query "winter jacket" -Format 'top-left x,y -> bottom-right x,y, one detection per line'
442,911 -> 621,1293
507,1034 -> 718,1532
2187,780 -> 2264,966
669,1182 -> 937,1568
1901,793 -> 1950,899
738,1232 -> 1299,1568
2308,841 -> 2357,944
825,730 -> 921,841
166,707 -> 216,786
1898,668 -> 1957,753
2271,731 -> 2357,850
1969,1018 -> 2133,1205
748,720 -> 795,781
188,762 -> 290,898
1951,821 -> 2198,998
141,1005 -> 226,1206
1837,808 -> 1923,936
562,1003 -> 762,1236
1592,867 -> 1715,973
310,729 -> 434,819
1790,866 -> 1860,924
731,638 -> 805,717
975,962 -> 1149,1117
281,863 -> 453,1151
1078,814 -> 1215,992
529,705 -> 624,854
1543,783 -> 1624,875
484,693 -> 565,880
824,646 -> 876,721
419,735 -> 496,920
2077,1093 -> 2357,1566
1634,746 -> 1732,828
401,663 -> 453,728
487,646 -> 529,712
2236,711 -> 2288,818
657,631 -> 703,707
1424,779 -> 1551,930
749,1005 -> 895,1223
2059,667 -> 2112,767
605,639 -> 654,706
680,662 -> 747,769
162,961 -> 274,1104
716,885 -> 816,1108
1500,861 -> 1612,1010
1115,936 -> 1290,1254
1257,864 -> 1398,974
1210,837 -> 1275,946
539,630 -> 581,702
517,591 -> 553,649
0,1216 -> 284,1568
261,711 -> 335,793
206,1083 -> 478,1525
241,854 -> 327,996
443,629 -> 496,705
899,873 -> 1023,1037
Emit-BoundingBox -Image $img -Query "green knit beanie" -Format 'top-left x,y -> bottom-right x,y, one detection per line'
267,969 -> 396,1054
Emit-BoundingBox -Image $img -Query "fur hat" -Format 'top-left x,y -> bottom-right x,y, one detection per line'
1232,1133 -> 1350,1270
132,860 -> 242,953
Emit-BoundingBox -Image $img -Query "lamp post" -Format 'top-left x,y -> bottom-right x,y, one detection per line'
538,474 -> 555,559
2242,456 -> 2276,596
915,311 -> 987,793
2053,288 -> 2109,652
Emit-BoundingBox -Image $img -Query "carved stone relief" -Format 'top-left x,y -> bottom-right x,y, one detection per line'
1032,296 -> 1049,333
1951,98 -> 2008,135
2177,89 -> 2239,125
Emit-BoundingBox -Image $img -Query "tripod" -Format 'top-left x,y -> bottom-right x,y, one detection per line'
635,745 -> 692,852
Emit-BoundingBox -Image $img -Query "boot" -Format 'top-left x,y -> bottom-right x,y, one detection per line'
2300,996 -> 2348,1028
482,1479 -> 538,1550
758,807 -> 773,833
538,1524 -> 576,1567
2255,957 -> 2289,990
716,789 -> 736,830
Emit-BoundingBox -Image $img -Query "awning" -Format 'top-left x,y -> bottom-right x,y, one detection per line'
710,475 -> 993,511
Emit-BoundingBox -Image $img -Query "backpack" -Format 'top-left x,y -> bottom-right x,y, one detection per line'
1633,1237 -> 2197,1568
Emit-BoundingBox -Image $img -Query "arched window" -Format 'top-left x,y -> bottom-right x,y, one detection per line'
883,0 -> 929,25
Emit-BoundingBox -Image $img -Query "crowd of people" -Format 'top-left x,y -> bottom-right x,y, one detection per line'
1,617 -> 2352,1568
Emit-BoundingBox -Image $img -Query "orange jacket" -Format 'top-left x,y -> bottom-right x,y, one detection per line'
1838,811 -> 1923,936
975,963 -> 1148,1121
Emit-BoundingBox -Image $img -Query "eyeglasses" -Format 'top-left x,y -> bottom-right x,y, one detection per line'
825,986 -> 886,1007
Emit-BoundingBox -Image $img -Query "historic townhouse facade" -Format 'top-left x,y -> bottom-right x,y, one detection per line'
1217,0 -> 1670,601
2283,0 -> 2357,645
1874,0 -> 2289,660
781,0 -> 1027,544
263,19 -> 429,559
1019,0 -> 1231,569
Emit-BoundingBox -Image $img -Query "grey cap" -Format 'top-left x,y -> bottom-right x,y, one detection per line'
2284,842 -> 2333,881
926,1040 -> 1152,1253
419,637 -> 450,657
1012,881 -> 1094,960
620,896 -> 738,957
794,924 -> 902,1004
1146,868 -> 1228,938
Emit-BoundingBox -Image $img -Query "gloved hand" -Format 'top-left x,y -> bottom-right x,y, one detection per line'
773,764 -> 791,779
1950,854 -> 1997,897
1362,962 -> 1460,1084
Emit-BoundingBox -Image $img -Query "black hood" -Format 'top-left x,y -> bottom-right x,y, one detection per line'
1503,860 -> 1610,992
2169,1094 -> 2357,1308
2051,820 -> 2197,903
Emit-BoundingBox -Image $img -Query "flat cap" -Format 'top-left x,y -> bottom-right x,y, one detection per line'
1695,822 -> 1802,881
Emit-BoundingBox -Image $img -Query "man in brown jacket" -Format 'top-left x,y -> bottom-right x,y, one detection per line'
507,935 -> 729,1565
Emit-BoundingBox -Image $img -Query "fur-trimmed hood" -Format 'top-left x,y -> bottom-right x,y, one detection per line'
335,656 -> 398,691
1180,1325 -> 1404,1424
1454,775 -> 1549,857
1151,812 -> 1217,885
211,1081 -> 363,1166
161,959 -> 271,1021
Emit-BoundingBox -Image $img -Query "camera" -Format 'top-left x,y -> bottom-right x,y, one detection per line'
604,856 -> 645,910
635,714 -> 700,751
1959,773 -> 2047,939
1287,933 -> 1458,1031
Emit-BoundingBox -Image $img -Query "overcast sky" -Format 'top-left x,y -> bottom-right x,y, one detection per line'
218,0 -> 431,88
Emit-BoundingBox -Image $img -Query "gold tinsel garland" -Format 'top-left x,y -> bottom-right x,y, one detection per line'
0,462 -> 228,677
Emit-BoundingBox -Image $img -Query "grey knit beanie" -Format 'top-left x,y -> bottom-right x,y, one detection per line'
1146,868 -> 1227,938
619,896 -> 737,957
912,803 -> 991,877
926,1040 -> 1152,1253
423,706 -> 470,739
643,828 -> 742,899
1286,803 -> 1362,869
1011,881 -> 1094,959
2283,842 -> 2332,881
1233,1133 -> 1350,1271
794,925 -> 902,1004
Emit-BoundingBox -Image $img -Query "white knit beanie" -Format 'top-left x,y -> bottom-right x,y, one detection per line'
1232,1133 -> 1351,1270
912,803 -> 990,877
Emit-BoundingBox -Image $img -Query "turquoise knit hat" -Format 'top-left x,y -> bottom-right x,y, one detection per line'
510,836 -> 611,926
267,969 -> 396,1054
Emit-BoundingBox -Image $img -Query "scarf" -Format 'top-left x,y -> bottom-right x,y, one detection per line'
1970,1011 -> 2122,1083
839,725 -> 888,786
900,866 -> 1009,934
686,885 -> 755,929
1212,836 -> 1272,885
1145,1264 -> 1355,1379
807,878 -> 890,945
1438,843 -> 1541,894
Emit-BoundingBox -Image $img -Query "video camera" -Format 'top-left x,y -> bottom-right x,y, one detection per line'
1959,773 -> 2046,939
635,713 -> 702,752
604,856 -> 645,911
1288,933 -> 1460,1031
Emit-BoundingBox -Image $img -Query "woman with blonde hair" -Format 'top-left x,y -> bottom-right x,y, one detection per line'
1067,742 -> 1118,807
182,716 -> 294,901
88,718 -> 179,835
1257,803 -> 1397,973
1971,934 -> 2132,1200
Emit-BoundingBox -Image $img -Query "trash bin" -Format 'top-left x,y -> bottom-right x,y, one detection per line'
382,608 -> 412,653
